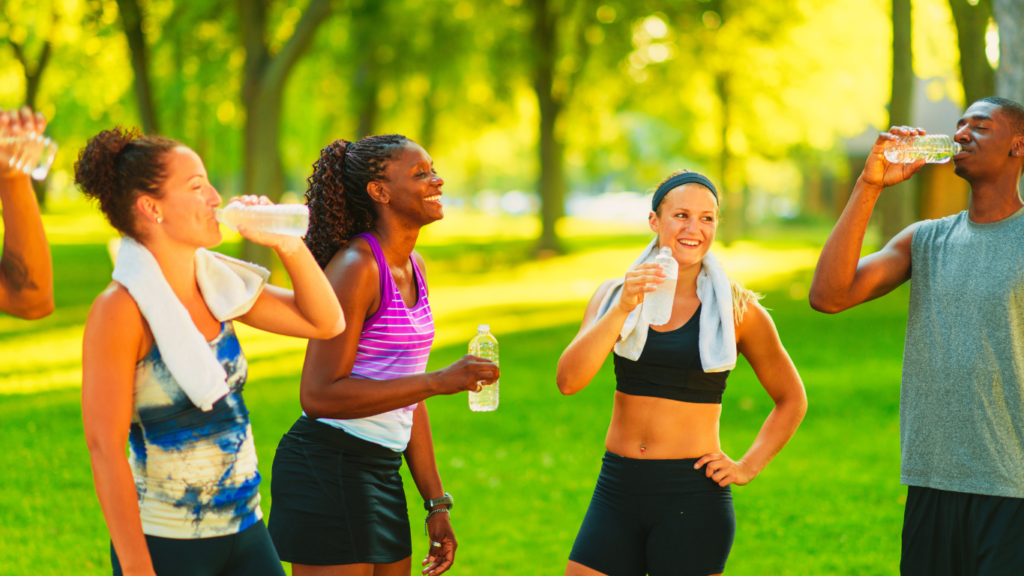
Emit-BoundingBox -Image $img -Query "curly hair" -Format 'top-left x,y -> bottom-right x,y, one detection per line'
304,134 -> 412,268
73,127 -> 179,239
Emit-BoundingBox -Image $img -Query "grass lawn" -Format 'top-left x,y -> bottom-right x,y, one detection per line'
0,206 -> 909,574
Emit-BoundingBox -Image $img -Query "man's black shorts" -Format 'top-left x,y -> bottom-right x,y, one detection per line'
902,486 -> 1024,576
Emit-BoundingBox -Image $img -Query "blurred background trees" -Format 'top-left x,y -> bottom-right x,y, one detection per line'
1,0 -> 1021,259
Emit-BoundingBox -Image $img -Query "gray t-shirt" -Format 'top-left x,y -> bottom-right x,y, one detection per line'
903,207 -> 1024,498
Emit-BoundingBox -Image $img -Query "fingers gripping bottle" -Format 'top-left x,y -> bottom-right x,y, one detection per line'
215,203 -> 310,237
468,325 -> 499,412
642,247 -> 679,326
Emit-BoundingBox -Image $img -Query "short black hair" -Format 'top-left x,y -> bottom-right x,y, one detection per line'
977,97 -> 1024,136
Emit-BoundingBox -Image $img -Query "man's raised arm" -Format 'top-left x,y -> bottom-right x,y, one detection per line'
809,127 -> 927,314
0,108 -> 54,320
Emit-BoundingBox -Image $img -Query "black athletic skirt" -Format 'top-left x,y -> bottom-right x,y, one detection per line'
569,451 -> 735,576
267,416 -> 411,566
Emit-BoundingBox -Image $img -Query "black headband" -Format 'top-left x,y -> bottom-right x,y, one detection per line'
651,173 -> 718,211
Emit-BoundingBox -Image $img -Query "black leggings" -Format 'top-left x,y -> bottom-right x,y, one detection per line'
569,452 -> 735,576
111,520 -> 284,576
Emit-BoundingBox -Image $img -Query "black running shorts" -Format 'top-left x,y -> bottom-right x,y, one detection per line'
901,485 -> 1024,576
569,451 -> 735,576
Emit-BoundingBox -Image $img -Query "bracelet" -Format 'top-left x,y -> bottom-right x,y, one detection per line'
423,508 -> 450,535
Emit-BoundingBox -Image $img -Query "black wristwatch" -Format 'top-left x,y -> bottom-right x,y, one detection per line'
424,492 -> 454,511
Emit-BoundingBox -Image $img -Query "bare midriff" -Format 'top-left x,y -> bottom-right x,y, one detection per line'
605,391 -> 721,460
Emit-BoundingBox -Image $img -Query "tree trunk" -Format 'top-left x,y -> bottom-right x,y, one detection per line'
237,0 -> 332,268
992,0 -> 1024,194
879,0 -> 916,245
531,0 -> 565,255
949,0 -> 996,106
993,0 -> 1024,101
116,0 -> 160,134
8,39 -> 53,208
715,72 -> 743,244
355,64 -> 379,140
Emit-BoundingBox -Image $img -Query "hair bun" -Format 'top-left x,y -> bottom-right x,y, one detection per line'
74,127 -> 140,207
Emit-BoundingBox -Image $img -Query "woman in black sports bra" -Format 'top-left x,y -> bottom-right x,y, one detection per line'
556,170 -> 807,576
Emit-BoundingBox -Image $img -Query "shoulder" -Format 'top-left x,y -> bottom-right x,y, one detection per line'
90,282 -> 143,325
86,282 -> 147,351
324,237 -> 379,290
591,279 -> 618,306
734,296 -> 775,344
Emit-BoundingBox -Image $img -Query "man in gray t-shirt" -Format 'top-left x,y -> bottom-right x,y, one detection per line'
811,97 -> 1024,576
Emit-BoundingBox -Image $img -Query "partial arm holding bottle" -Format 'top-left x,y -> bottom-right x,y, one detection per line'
809,127 -> 926,314
0,108 -> 53,319
556,263 -> 665,395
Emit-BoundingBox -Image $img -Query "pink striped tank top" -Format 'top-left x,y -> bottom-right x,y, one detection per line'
317,233 -> 434,451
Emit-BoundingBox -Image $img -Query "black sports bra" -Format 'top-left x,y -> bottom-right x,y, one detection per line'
613,304 -> 730,404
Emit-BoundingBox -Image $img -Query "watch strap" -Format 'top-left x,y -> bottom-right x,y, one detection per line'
424,492 -> 454,511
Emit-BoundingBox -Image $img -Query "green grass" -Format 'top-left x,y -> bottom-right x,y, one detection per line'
0,279 -> 911,575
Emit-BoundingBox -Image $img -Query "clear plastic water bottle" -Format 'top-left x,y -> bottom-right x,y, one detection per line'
216,203 -> 310,237
468,325 -> 499,412
883,134 -> 961,164
0,126 -> 59,181
642,246 -> 678,326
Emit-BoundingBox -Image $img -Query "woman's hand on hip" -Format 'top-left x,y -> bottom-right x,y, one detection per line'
695,452 -> 755,487
617,262 -> 665,313
422,512 -> 457,575
431,355 -> 499,395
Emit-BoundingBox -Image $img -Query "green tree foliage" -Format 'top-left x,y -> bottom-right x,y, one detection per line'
1,0 -> 989,249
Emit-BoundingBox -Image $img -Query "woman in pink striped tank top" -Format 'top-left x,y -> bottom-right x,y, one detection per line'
269,135 -> 499,576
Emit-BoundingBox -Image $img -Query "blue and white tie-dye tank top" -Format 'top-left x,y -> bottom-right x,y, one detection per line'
129,321 -> 262,539
316,233 -> 434,452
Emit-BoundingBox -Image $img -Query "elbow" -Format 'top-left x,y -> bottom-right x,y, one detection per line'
555,367 -> 579,396
314,314 -> 346,340
6,294 -> 55,320
808,290 -> 844,314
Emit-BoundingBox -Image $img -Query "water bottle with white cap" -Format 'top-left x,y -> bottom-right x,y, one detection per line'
216,201 -> 310,237
468,325 -> 499,412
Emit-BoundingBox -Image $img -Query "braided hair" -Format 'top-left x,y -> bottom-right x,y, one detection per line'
304,134 -> 412,268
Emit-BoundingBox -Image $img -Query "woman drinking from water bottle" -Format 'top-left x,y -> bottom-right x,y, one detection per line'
267,135 -> 499,576
78,127 -> 345,576
556,170 -> 807,576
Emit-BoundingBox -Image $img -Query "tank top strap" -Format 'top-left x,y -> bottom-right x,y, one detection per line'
411,253 -> 428,301
352,233 -> 396,329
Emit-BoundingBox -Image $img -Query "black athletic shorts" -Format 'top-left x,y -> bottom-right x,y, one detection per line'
901,485 -> 1024,576
111,520 -> 284,576
569,451 -> 735,576
267,416 -> 412,566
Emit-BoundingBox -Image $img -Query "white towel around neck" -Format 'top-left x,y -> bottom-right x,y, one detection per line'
112,237 -> 270,411
596,238 -> 736,372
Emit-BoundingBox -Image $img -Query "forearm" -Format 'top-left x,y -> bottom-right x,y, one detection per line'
0,174 -> 53,319
88,449 -> 153,574
302,372 -> 440,420
556,306 -> 629,394
809,177 -> 882,311
738,393 -> 807,477
275,239 -> 343,334
405,403 -> 445,505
